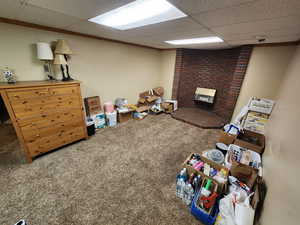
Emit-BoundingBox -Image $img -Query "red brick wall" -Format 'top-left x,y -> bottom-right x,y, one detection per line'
172,46 -> 252,121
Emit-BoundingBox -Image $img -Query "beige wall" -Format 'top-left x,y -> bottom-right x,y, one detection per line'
160,50 -> 176,99
0,22 -> 164,104
232,45 -> 296,121
260,44 -> 300,225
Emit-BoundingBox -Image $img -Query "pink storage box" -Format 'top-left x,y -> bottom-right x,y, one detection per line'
104,102 -> 114,113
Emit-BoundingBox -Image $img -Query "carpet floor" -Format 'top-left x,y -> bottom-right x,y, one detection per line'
0,114 -> 219,225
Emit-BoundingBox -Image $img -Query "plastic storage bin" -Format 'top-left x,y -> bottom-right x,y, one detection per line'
191,190 -> 219,225
106,111 -> 117,127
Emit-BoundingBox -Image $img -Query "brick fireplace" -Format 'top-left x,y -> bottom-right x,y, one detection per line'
172,46 -> 252,123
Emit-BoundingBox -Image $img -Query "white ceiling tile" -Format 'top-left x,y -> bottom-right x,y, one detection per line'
227,34 -> 300,45
132,28 -> 214,44
0,0 -> 25,20
124,18 -> 205,36
212,16 -> 300,38
14,3 -> 82,28
1,0 -> 299,49
192,0 -> 300,27
168,0 -> 255,15
27,0 -> 134,19
164,42 -> 232,49
219,28 -> 300,42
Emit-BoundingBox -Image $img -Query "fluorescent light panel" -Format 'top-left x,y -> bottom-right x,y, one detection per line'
88,0 -> 187,30
165,37 -> 224,45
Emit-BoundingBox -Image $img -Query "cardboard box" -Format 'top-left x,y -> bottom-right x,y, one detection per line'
161,102 -> 173,113
230,161 -> 258,189
248,97 -> 275,115
136,105 -> 151,113
234,130 -> 265,154
84,96 -> 101,116
219,131 -> 237,145
139,90 -> 151,98
118,110 -> 133,123
182,153 -> 229,193
164,100 -> 178,111
138,98 -> 146,104
153,87 -> 164,97
146,95 -> 159,103
243,111 -> 269,134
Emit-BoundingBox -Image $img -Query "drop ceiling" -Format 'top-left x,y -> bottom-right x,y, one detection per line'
0,0 -> 299,49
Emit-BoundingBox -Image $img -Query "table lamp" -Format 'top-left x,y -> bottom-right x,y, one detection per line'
53,54 -> 68,81
55,39 -> 73,81
36,42 -> 54,80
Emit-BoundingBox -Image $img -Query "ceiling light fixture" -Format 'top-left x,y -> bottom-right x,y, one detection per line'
88,0 -> 187,30
165,37 -> 224,45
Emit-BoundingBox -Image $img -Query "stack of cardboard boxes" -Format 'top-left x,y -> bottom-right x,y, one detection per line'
83,87 -> 178,132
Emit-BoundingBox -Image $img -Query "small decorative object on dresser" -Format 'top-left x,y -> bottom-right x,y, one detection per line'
36,42 -> 55,80
0,80 -> 88,162
1,66 -> 17,83
55,39 -> 74,81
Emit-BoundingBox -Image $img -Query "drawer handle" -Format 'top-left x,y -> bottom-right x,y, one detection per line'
22,101 -> 28,104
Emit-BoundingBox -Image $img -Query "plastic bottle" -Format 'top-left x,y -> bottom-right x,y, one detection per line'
181,168 -> 188,182
185,184 -> 194,205
193,175 -> 201,191
182,181 -> 188,204
176,178 -> 182,197
188,173 -> 195,184
178,178 -> 185,199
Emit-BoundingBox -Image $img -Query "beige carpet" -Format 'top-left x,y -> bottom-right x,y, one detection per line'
0,114 -> 219,225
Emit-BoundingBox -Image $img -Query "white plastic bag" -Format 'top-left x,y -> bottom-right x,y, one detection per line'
234,193 -> 255,225
217,193 -> 237,225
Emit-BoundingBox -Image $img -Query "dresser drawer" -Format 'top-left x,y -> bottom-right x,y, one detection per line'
27,126 -> 85,157
22,120 -> 84,143
18,109 -> 83,128
12,96 -> 81,120
7,88 -> 49,101
49,86 -> 79,96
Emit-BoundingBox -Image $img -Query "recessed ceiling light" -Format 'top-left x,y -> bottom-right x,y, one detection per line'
165,37 -> 224,45
88,0 -> 187,30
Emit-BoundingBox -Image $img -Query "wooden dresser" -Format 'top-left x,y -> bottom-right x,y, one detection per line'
0,81 -> 88,162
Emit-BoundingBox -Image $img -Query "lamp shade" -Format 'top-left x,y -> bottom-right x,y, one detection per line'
37,42 -> 53,60
53,54 -> 67,65
55,39 -> 73,55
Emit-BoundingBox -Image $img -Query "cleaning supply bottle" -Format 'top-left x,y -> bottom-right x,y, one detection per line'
201,179 -> 212,197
